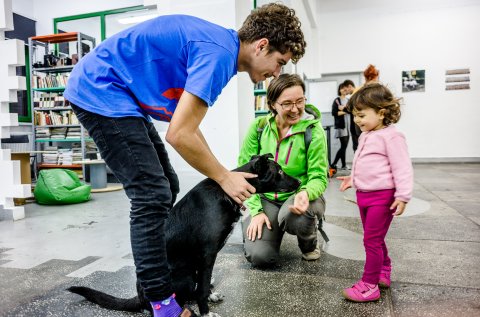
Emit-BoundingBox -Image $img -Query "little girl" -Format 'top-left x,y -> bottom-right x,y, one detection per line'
338,82 -> 413,302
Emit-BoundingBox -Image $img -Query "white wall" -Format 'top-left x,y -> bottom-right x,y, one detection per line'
10,0 -> 33,20
317,0 -> 480,160
293,0 -> 322,79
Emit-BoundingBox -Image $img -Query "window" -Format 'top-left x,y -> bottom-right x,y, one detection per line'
53,5 -> 156,42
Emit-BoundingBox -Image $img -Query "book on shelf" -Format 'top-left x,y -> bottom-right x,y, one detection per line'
34,110 -> 78,126
57,149 -> 73,165
33,92 -> 66,108
50,127 -> 67,139
35,127 -> 51,138
32,74 -> 69,89
66,127 -> 81,138
71,142 -> 83,161
255,94 -> 268,111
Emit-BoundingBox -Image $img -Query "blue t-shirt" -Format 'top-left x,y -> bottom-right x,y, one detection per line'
64,15 -> 239,122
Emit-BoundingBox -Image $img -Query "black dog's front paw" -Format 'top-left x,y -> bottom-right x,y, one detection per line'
207,291 -> 224,303
201,313 -> 221,317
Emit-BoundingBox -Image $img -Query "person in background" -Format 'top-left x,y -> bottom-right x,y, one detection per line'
64,4 -> 306,316
239,74 -> 328,267
338,82 -> 413,303
331,82 -> 350,170
343,79 -> 360,152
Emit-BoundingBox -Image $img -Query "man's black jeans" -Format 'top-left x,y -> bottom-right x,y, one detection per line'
71,103 -> 179,301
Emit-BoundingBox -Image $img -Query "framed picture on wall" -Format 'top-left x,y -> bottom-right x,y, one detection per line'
402,70 -> 425,93
445,68 -> 470,90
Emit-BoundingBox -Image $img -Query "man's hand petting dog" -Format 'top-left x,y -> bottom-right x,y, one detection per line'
218,171 -> 257,204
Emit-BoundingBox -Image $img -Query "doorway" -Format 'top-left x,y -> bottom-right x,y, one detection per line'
306,72 -> 363,165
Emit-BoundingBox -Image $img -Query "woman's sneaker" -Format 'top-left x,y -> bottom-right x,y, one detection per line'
302,245 -> 321,261
342,280 -> 380,302
379,265 -> 391,288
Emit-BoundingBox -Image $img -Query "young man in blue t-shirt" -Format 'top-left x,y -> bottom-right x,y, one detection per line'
64,3 -> 306,316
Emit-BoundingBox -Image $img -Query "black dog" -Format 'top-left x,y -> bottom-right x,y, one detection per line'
68,154 -> 300,316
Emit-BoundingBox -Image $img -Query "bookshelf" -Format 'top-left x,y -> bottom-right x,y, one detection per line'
254,78 -> 271,117
28,32 -> 96,178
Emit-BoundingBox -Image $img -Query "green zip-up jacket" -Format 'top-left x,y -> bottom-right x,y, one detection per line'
238,105 -> 329,217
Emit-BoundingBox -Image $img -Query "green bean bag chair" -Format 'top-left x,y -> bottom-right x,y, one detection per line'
34,169 -> 91,205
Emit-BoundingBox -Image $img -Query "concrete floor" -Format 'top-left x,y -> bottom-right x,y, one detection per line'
0,163 -> 479,317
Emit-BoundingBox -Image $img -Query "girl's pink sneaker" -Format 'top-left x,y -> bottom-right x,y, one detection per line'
342,280 -> 380,302
379,265 -> 391,288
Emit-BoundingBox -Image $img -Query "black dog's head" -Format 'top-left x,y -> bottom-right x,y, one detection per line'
236,153 -> 300,193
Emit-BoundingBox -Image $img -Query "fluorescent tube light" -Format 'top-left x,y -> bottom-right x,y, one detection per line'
118,13 -> 159,25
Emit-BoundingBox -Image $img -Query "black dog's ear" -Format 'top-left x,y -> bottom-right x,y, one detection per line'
253,153 -> 273,173
250,153 -> 273,161
262,153 -> 274,160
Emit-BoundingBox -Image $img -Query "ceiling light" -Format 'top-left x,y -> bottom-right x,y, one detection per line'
118,13 -> 159,25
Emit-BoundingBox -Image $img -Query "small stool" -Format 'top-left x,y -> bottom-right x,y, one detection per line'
75,160 -> 107,189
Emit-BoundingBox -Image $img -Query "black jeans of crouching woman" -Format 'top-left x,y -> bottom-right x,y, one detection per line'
71,103 -> 180,302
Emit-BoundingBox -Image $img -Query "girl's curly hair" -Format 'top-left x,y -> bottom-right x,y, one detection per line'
347,83 -> 402,126
238,3 -> 306,64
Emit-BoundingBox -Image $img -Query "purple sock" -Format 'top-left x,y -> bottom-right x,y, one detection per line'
151,293 -> 182,317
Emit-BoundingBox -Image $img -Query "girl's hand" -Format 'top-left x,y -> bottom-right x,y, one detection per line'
288,191 -> 309,215
390,199 -> 407,216
246,213 -> 271,241
337,176 -> 352,191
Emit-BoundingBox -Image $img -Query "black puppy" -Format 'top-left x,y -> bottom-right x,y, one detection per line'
68,153 -> 300,316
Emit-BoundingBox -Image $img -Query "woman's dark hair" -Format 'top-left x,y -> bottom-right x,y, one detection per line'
343,79 -> 355,87
238,3 -> 306,63
364,64 -> 379,82
267,74 -> 305,115
347,83 -> 402,126
338,83 -> 346,96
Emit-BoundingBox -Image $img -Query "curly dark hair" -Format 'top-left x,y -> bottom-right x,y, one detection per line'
267,74 -> 305,115
238,3 -> 306,64
347,83 -> 402,126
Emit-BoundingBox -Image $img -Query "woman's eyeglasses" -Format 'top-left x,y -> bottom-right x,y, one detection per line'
276,97 -> 306,111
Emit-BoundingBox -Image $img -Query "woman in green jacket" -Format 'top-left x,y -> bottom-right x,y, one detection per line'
238,74 -> 329,267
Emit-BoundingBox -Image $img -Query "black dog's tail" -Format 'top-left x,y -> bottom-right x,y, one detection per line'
68,286 -> 143,312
